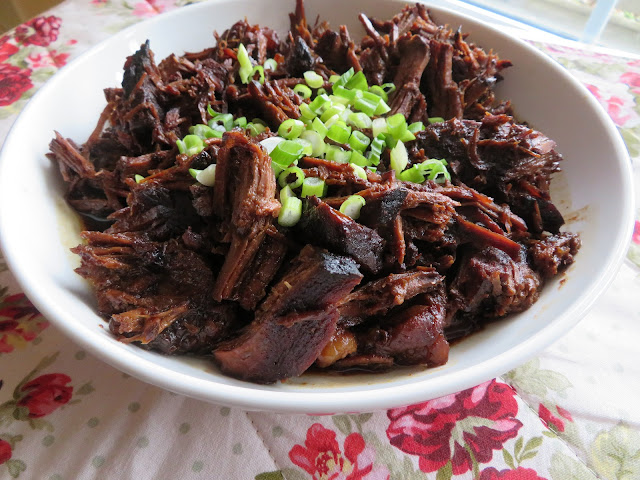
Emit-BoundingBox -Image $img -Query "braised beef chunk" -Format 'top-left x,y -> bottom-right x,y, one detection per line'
528,233 -> 581,278
213,246 -> 363,383
49,1 -> 579,384
338,268 -> 443,327
298,197 -> 385,274
211,131 -> 283,309
447,246 -> 541,339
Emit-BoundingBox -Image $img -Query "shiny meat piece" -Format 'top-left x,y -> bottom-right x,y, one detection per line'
213,246 -> 363,383
388,35 -> 430,122
297,197 -> 385,274
212,132 -> 283,309
359,287 -> 449,366
448,246 -> 541,322
528,232 -> 581,278
338,268 -> 443,327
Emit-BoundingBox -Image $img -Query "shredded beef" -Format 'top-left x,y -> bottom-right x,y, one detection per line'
48,0 -> 579,384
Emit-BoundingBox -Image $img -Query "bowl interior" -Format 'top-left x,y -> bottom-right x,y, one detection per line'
0,0 -> 633,413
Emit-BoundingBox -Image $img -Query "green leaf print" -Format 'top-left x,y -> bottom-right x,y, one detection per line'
550,452 -> 598,480
76,382 -> 95,396
5,459 -> 26,479
255,472 -> 285,480
502,449 -> 516,469
619,127 -> 640,159
435,461 -> 453,480
504,358 -> 571,398
362,432 -> 424,480
590,423 -> 640,480
332,415 -> 352,435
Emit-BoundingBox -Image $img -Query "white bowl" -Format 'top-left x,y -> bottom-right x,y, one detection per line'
0,0 -> 634,413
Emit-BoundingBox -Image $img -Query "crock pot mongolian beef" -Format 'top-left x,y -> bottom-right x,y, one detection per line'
48,0 -> 580,384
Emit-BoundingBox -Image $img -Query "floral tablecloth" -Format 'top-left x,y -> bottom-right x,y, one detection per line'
1,1 -> 639,479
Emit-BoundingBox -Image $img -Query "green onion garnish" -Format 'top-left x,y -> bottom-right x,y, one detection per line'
304,71 -> 324,89
344,71 -> 368,91
237,44 -> 253,84
349,150 -> 369,167
368,85 -> 388,102
251,65 -> 265,84
188,168 -> 201,179
325,145 -> 351,163
299,103 -> 317,120
326,122 -> 351,144
390,140 -> 408,174
386,113 -> 408,139
311,117 -> 328,138
278,119 -> 305,140
247,122 -> 266,137
177,134 -> 205,156
210,113 -> 234,131
292,137 -> 313,156
339,195 -> 366,219
348,130 -> 370,152
190,124 -> 223,139
333,68 -> 354,88
264,58 -> 278,71
300,130 -> 326,157
278,195 -> 303,227
347,112 -> 372,129
309,93 -> 331,114
278,166 -> 305,189
398,165 -> 425,183
293,84 -> 312,100
195,164 -> 217,186
408,121 -> 424,134
350,164 -> 367,180
301,176 -> 326,198
270,140 -> 305,167
134,174 -> 145,183
372,117 -> 388,138
428,117 -> 445,124
234,117 -> 247,128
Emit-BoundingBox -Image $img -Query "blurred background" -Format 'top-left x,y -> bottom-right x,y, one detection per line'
1,0 -> 638,54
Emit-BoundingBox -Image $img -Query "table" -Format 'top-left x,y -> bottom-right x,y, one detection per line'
1,1 -> 639,478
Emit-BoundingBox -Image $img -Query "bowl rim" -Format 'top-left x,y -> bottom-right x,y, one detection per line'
0,0 -> 634,413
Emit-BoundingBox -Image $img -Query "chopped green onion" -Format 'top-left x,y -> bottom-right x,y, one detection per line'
381,83 -> 396,94
350,164 -> 367,181
353,96 -> 378,116
301,176 -> 326,198
206,105 -> 217,118
325,145 -> 351,163
329,74 -> 341,84
259,136 -> 285,154
329,94 -> 351,106
211,113 -> 234,131
134,174 -> 145,183
333,68 -> 354,88
177,134 -> 205,156
368,85 -> 388,102
292,137 -> 313,156
323,114 -> 341,129
278,166 -> 305,188
374,99 -> 391,115
293,84 -> 312,99
188,168 -> 200,179
278,195 -> 303,227
344,70 -> 368,91
195,164 -> 217,186
390,140 -> 408,174
428,116 -> 445,124
347,112 -> 372,129
280,185 -> 295,202
367,136 -> 386,166
309,93 -> 331,114
312,117 -> 328,138
348,130 -> 370,152
299,103 -> 316,121
189,124 -> 223,139
386,113 -> 408,139
300,130 -> 326,157
320,104 -> 346,123
304,71 -> 324,89
417,159 -> 451,183
372,117 -> 388,138
237,44 -> 253,84
270,140 -> 305,167
251,65 -> 265,84
398,130 -> 416,142
339,195 -> 366,219
408,121 -> 424,134
332,85 -> 357,101
247,122 -> 266,137
326,122 -> 351,144
252,118 -> 268,127
278,119 -> 305,139
349,150 -> 369,167
264,58 -> 278,71
234,117 -> 247,128
317,87 -> 327,95
398,165 -> 425,183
